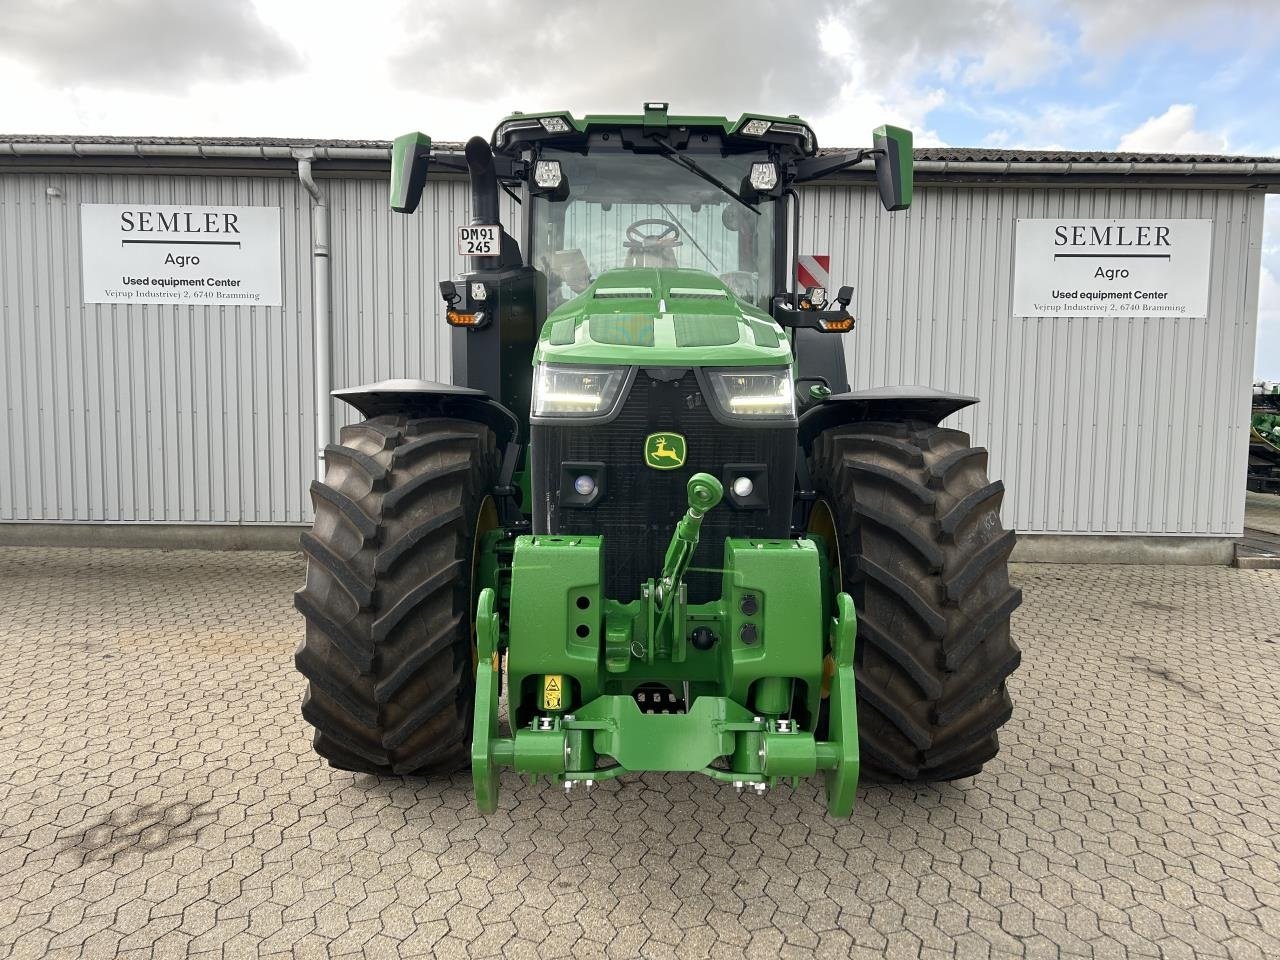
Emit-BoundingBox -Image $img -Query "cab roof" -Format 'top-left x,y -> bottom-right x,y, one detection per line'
491,103 -> 818,157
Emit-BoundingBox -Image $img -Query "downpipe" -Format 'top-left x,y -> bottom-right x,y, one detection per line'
296,152 -> 331,480
463,136 -> 502,272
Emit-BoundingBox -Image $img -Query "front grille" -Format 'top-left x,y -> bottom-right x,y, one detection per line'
532,369 -> 795,602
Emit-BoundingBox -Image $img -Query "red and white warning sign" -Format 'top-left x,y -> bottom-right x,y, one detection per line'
797,254 -> 830,290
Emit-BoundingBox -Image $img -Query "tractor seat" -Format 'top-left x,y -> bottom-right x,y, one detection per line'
623,237 -> 681,269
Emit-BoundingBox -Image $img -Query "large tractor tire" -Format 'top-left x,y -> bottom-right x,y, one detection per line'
294,414 -> 499,776
809,420 -> 1022,782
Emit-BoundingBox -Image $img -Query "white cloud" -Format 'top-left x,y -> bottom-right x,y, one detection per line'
378,0 -> 1048,147
810,84 -> 947,149
1066,0 -> 1280,53
388,1 -> 837,119
834,0 -> 1065,91
0,0 -> 1272,161
0,0 -> 300,91
1117,104 -> 1228,153
1,0 -> 958,144
967,101 -> 1119,150
808,12 -> 948,148
962,19 -> 1064,90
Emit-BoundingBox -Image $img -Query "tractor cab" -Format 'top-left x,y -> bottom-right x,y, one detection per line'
518,112 -> 796,313
490,104 -> 910,316
531,147 -> 775,312
387,103 -> 913,424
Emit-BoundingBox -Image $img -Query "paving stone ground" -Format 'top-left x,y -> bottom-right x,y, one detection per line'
1,547 -> 1278,959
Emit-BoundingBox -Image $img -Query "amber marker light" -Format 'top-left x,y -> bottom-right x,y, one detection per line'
819,317 -> 855,332
447,310 -> 483,327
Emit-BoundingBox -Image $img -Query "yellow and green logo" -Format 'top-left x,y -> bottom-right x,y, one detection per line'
644,432 -> 687,470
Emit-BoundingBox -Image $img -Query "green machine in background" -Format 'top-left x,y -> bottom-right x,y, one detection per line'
294,104 -> 1022,816
1250,382 -> 1280,493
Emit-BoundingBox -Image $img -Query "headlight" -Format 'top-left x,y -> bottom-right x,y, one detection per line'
493,117 -> 543,144
532,363 -> 628,417
748,162 -> 778,191
533,159 -> 563,189
770,121 -> 816,152
539,116 -> 571,133
707,368 -> 795,419
741,119 -> 772,136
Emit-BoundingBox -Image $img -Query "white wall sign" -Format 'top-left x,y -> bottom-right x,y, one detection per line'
81,203 -> 282,306
1012,218 -> 1212,318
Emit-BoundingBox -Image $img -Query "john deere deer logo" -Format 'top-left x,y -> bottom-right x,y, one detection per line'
644,433 -> 687,470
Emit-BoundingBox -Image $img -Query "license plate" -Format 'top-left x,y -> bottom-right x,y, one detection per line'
457,224 -> 500,256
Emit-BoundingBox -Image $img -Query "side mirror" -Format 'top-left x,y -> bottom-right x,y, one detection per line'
390,131 -> 432,214
871,125 -> 913,212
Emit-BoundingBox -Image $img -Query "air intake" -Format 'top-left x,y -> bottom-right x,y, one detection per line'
668,287 -> 727,300
593,287 -> 653,299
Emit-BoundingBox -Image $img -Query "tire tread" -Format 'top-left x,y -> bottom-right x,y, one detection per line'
809,420 -> 1021,782
294,414 -> 498,776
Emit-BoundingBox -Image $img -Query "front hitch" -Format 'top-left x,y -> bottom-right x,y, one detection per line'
654,472 -> 722,615
469,472 -> 862,816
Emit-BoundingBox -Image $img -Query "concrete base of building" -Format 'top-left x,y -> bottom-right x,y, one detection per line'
1011,534 -> 1235,565
0,524 -> 1241,565
0,522 -> 304,552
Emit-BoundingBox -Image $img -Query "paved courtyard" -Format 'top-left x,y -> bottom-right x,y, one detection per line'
0,547 -> 1278,959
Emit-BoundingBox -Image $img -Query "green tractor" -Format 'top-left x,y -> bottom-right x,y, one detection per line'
294,103 -> 1021,816
1250,383 -> 1280,492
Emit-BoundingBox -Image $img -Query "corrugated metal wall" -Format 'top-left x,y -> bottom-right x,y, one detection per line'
0,168 -> 1262,536
801,184 -> 1263,536
0,172 -> 313,523
0,171 -> 515,524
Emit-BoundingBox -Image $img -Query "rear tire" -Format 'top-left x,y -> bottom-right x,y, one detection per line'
294,415 -> 499,775
809,420 -> 1022,782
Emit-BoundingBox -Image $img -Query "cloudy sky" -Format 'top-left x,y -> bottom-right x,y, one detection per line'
2,0 -> 1277,375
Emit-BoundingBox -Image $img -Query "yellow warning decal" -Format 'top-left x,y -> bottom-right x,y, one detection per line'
542,675 -> 563,711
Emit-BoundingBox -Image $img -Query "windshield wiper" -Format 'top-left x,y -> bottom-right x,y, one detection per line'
658,202 -> 720,273
648,137 -> 761,215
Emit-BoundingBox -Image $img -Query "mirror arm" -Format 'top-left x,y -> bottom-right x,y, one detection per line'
421,155 -> 523,180
428,155 -> 468,173
791,148 -> 875,183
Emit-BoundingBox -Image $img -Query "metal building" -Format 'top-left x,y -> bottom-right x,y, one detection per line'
1,136 -> 1275,559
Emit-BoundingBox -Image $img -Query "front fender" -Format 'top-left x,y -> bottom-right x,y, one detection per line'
333,378 -> 519,445
798,385 -> 977,449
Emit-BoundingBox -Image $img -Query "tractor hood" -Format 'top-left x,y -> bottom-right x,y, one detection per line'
535,267 -> 790,367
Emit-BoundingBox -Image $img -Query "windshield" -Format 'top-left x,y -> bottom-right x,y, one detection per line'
531,147 -> 776,311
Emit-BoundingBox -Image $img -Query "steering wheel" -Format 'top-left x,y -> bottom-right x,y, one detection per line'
625,218 -> 681,248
